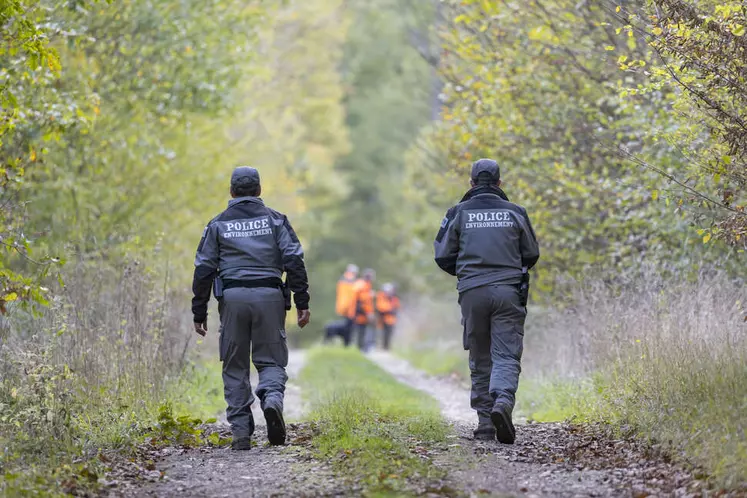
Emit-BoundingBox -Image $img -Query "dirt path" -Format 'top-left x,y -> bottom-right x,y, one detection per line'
116,350 -> 704,497
127,350 -> 346,498
368,351 -> 702,498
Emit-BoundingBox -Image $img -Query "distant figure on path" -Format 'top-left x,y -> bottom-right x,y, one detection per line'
375,283 -> 400,350
334,263 -> 359,346
191,166 -> 311,450
434,159 -> 539,444
352,268 -> 376,351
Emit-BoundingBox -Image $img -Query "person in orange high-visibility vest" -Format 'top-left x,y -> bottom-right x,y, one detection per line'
375,283 -> 400,350
352,268 -> 376,351
334,264 -> 359,345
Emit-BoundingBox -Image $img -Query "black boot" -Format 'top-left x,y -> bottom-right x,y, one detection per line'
264,406 -> 286,446
490,402 -> 515,444
473,416 -> 496,441
231,436 -> 252,450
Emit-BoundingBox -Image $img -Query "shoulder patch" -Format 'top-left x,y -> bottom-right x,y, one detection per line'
435,206 -> 458,243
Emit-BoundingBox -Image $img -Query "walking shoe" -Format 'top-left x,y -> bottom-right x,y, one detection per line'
264,406 -> 286,446
231,436 -> 252,451
473,425 -> 496,441
473,415 -> 495,441
490,403 -> 516,444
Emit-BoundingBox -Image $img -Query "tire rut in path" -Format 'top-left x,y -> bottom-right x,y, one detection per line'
368,351 -> 703,498
127,350 -> 346,498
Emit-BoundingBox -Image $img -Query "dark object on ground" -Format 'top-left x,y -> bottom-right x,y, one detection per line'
264,406 -> 286,446
473,424 -> 496,441
491,403 -> 515,444
324,318 -> 352,346
231,437 -> 252,451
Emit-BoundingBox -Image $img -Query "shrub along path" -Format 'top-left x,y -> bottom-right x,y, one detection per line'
368,351 -> 706,498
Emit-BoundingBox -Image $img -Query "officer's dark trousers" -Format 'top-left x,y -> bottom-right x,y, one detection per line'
459,284 -> 526,422
219,287 -> 288,438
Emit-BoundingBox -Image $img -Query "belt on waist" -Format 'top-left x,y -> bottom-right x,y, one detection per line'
222,278 -> 283,290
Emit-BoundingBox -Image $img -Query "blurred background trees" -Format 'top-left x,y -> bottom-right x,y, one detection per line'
1,0 -> 744,330
1,0 -> 746,492
406,0 -> 745,296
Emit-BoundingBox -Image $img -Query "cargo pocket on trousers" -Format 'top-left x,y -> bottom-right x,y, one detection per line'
461,316 -> 469,351
219,332 -> 228,362
275,328 -> 289,368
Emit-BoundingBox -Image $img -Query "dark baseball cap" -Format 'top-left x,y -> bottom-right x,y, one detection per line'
471,158 -> 500,182
230,166 -> 260,189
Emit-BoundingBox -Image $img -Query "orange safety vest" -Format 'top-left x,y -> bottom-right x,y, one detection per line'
336,271 -> 358,319
376,292 -> 400,327
353,279 -> 374,325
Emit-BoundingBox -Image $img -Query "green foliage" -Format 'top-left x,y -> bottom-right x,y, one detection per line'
15,0 -> 263,257
519,274 -> 747,489
303,0 -> 437,321
410,0 -> 744,296
151,404 -> 211,448
397,346 -> 469,380
0,0 -> 67,311
585,346 -> 747,488
300,347 -> 448,495
620,1 -> 747,247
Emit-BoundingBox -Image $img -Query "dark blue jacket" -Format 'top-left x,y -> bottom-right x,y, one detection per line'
192,196 -> 309,322
434,186 -> 539,293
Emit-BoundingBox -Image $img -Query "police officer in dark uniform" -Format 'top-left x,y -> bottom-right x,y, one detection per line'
192,166 -> 311,450
434,159 -> 539,444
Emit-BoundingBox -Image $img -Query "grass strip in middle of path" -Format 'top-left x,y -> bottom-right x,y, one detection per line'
299,347 -> 450,496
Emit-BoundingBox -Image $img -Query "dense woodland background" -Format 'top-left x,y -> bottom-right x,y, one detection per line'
1,0 -> 745,494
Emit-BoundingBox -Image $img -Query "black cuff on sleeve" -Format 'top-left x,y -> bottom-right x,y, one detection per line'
293,291 -> 310,310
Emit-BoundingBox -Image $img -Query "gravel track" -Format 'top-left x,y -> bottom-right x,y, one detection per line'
118,349 -> 708,498
128,350 -> 347,498
368,350 -> 704,498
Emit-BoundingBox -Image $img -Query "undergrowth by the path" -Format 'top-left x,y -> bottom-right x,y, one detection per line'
397,277 -> 747,491
0,359 -> 225,497
299,347 -> 450,496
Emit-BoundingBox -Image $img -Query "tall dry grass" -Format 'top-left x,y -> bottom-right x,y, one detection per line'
395,272 -> 747,488
0,259 -> 192,488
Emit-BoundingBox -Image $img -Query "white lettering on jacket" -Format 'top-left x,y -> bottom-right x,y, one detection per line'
464,211 -> 515,229
222,218 -> 272,238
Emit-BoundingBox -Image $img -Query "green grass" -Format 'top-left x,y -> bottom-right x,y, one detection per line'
0,359 -> 227,497
397,347 -> 594,423
515,377 -> 596,422
579,348 -> 747,490
171,359 -> 226,419
519,350 -> 747,490
397,346 -> 469,381
398,342 -> 747,490
299,347 -> 449,496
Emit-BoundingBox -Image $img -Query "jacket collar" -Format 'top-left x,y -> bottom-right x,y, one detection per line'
228,196 -> 264,207
460,185 -> 510,203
